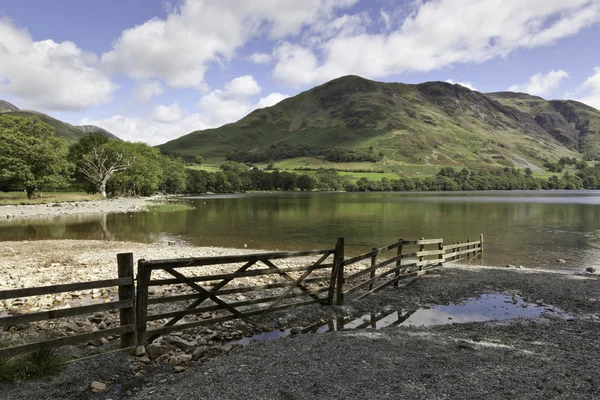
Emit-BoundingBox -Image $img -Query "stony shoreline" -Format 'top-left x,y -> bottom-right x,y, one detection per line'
0,195 -> 170,220
2,240 -> 600,399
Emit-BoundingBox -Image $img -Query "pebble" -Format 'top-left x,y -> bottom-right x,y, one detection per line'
90,381 -> 107,392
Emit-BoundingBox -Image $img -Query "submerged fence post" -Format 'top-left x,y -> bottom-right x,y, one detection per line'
334,237 -> 345,305
418,237 -> 425,270
135,259 -> 150,346
394,239 -> 403,287
117,253 -> 135,349
438,239 -> 444,265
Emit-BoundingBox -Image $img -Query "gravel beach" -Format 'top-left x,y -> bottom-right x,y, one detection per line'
1,240 -> 599,399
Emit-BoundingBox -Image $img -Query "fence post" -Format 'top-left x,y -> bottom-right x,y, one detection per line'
480,233 -> 484,257
438,238 -> 444,265
394,239 -> 403,287
117,253 -> 135,349
135,259 -> 150,346
466,238 -> 471,258
368,247 -> 377,291
334,237 -> 345,305
418,237 -> 425,270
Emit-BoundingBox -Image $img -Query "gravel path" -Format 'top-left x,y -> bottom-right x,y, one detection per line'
2,242 -> 599,400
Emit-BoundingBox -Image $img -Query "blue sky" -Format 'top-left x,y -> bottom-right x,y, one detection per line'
1,0 -> 600,145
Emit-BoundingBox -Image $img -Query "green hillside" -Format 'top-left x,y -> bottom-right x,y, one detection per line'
159,75 -> 587,170
487,92 -> 600,156
0,102 -> 120,144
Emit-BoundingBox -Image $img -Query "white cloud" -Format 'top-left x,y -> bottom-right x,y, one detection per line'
508,70 -> 569,96
250,52 -> 272,64
578,67 -> 600,110
101,0 -> 357,89
272,0 -> 600,86
257,92 -> 289,108
82,76 -> 289,145
134,81 -> 164,102
152,103 -> 183,123
445,79 -> 477,91
80,113 -> 206,146
0,18 -> 117,111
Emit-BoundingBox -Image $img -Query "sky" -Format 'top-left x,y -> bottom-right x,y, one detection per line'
1,0 -> 600,145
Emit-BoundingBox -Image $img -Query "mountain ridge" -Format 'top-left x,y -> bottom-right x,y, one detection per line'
159,75 -> 599,169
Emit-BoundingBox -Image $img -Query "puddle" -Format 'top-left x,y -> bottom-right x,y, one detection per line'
229,292 -> 571,346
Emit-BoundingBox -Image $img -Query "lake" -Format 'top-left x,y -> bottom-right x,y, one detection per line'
1,191 -> 600,269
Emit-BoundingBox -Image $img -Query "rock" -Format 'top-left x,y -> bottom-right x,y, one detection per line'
90,381 -> 108,392
146,343 -> 168,360
168,336 -> 194,352
505,264 -> 516,268
192,346 -> 208,359
65,322 -> 80,332
137,356 -> 151,364
88,338 -> 105,347
167,356 -> 181,366
135,346 -> 147,357
290,328 -> 301,335
173,366 -> 186,373
557,259 -> 566,263
586,267 -> 596,273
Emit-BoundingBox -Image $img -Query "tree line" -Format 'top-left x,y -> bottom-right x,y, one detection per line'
0,115 -> 186,198
227,144 -> 384,163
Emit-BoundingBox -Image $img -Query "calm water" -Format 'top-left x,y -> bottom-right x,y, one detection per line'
1,191 -> 600,269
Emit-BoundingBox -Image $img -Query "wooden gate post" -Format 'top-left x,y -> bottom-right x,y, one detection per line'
480,233 -> 484,256
117,253 -> 135,349
135,259 -> 151,346
394,239 -> 403,287
334,237 -> 345,305
368,247 -> 377,291
438,238 -> 444,264
418,237 -> 425,270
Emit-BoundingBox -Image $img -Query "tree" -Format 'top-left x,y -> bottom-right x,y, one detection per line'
297,174 -> 317,191
68,133 -> 110,192
0,115 -> 71,198
81,146 -> 130,198
194,156 -> 204,166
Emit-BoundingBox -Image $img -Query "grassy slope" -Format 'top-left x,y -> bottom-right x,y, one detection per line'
159,76 -> 581,171
0,110 -> 84,143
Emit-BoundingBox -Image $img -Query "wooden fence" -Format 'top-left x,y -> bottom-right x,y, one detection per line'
135,248 -> 338,345
0,253 -> 136,359
0,235 -> 482,355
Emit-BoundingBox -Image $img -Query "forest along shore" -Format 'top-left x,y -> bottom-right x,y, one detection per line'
1,240 -> 600,399
0,196 -> 169,220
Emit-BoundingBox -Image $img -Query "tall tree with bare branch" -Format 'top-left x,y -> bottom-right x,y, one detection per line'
81,147 -> 130,198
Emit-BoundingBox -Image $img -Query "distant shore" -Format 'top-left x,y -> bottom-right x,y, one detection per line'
0,195 -> 171,220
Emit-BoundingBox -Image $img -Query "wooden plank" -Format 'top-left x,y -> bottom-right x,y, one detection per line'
144,249 -> 335,269
117,252 -> 136,349
155,260 -> 258,337
328,239 -> 343,306
147,276 -> 330,305
354,264 -> 439,301
135,260 -> 151,346
147,288 -> 329,321
0,299 -> 134,327
444,248 -> 482,259
0,278 -> 132,301
394,239 -> 403,287
148,264 -> 333,286
368,247 -> 377,291
402,238 -> 443,245
345,254 -> 403,281
343,262 -> 421,296
163,267 -> 250,323
442,241 -> 481,251
335,238 -> 345,305
0,324 -> 134,359
146,298 -> 323,337
342,241 -> 402,266
261,258 -> 327,301
256,253 -> 329,320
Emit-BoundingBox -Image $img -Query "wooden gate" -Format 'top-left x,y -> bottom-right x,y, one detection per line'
135,248 -> 338,344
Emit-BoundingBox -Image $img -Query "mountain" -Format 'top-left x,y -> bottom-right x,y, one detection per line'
0,100 -> 18,112
75,124 -> 121,141
0,102 -> 120,143
158,75 -> 595,169
487,92 -> 600,156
